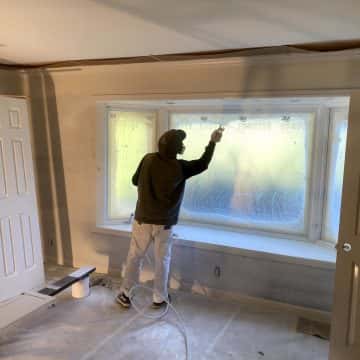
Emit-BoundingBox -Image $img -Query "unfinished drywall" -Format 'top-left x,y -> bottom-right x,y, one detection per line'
26,52 -> 360,311
0,68 -> 24,97
25,71 -> 72,266
3,0 -> 360,65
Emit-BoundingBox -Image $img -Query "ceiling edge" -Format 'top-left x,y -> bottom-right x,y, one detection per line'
1,39 -> 360,70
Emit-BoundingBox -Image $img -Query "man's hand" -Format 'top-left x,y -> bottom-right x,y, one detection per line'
211,126 -> 224,143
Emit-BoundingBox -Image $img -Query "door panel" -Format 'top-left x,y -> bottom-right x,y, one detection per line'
348,263 -> 359,346
0,97 -> 44,302
19,213 -> 35,269
0,139 -> 7,197
330,91 -> 360,359
0,216 -> 16,276
12,139 -> 28,195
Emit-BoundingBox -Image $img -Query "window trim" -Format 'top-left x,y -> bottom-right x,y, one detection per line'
307,106 -> 331,242
96,102 -> 107,227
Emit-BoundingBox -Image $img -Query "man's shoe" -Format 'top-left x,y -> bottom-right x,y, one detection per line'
116,292 -> 131,308
152,295 -> 171,309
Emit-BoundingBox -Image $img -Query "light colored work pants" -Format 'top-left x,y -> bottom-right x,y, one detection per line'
120,220 -> 173,303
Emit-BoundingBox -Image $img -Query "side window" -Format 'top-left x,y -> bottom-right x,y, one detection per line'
107,110 -> 155,220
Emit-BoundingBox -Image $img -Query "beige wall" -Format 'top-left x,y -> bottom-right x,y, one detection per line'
25,54 -> 360,309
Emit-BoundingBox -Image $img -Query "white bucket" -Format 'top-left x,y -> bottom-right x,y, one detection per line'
72,276 -> 90,299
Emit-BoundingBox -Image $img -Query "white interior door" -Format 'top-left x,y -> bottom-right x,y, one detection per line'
330,91 -> 360,359
0,96 -> 44,302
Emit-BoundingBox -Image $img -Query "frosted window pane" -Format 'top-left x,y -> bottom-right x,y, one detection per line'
323,110 -> 348,242
108,111 -> 155,219
172,112 -> 314,234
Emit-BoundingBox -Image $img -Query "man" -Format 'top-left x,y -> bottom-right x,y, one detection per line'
116,126 -> 224,308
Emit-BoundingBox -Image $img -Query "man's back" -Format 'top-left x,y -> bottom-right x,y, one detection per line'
134,152 -> 186,226
132,128 -> 221,226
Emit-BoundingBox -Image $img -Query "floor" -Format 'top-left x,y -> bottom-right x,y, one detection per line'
0,266 -> 329,360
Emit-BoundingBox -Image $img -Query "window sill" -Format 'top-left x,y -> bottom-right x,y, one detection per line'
94,223 -> 337,270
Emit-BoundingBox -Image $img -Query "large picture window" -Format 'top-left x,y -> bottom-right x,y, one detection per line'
101,98 -> 348,244
171,112 -> 314,235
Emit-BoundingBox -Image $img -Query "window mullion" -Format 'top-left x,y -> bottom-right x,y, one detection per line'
322,107 -> 349,243
157,108 -> 170,145
308,107 -> 331,242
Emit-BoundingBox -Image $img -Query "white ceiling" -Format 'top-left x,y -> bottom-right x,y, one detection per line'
1,0 -> 360,65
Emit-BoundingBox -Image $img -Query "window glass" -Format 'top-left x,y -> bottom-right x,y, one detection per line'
323,109 -> 348,242
107,110 -> 155,219
171,112 -> 315,234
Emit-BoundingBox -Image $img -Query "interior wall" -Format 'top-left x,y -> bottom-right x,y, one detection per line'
26,53 -> 360,311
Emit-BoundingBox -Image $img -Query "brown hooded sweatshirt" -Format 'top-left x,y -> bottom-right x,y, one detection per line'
132,129 -> 216,226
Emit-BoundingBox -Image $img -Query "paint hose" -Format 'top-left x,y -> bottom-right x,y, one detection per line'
128,283 -> 190,360
89,275 -> 190,359
127,253 -> 191,360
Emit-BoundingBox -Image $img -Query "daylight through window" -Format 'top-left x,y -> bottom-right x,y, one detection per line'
104,101 -> 348,244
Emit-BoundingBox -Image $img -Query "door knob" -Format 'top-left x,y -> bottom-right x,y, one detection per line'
342,243 -> 352,252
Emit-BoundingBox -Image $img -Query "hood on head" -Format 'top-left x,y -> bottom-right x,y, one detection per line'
158,129 -> 186,159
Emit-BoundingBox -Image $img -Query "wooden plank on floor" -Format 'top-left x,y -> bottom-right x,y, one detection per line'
38,266 -> 96,296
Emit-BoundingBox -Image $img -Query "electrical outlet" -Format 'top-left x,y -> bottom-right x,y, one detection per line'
214,265 -> 221,278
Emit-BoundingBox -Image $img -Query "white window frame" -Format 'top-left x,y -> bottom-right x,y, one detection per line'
96,103 -> 160,226
168,105 -> 330,242
96,99 -> 348,245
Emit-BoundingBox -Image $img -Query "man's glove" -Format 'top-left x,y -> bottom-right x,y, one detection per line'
211,126 -> 224,143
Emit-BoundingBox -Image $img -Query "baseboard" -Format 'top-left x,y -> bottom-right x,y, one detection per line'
44,255 -> 73,268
